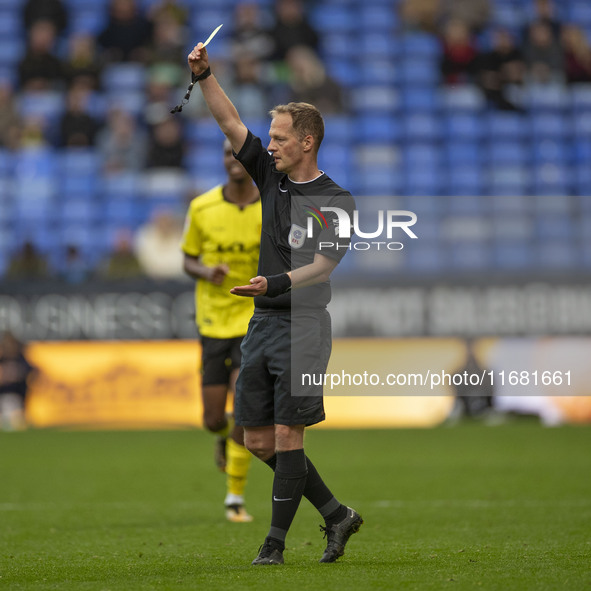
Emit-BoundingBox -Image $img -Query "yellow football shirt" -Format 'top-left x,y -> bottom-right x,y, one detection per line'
181,185 -> 261,339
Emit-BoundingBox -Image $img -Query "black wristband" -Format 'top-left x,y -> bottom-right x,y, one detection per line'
192,66 -> 212,83
264,273 -> 292,298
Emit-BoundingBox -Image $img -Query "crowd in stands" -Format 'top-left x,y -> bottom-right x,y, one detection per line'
1,0 -> 590,280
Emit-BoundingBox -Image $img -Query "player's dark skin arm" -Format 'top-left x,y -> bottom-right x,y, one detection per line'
230,253 -> 338,297
187,43 -> 248,154
183,253 -> 229,285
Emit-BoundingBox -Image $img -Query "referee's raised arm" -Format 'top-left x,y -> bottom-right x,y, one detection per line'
188,43 -> 248,154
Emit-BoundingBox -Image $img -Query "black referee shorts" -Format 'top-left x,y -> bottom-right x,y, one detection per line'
200,336 -> 243,386
234,309 -> 332,427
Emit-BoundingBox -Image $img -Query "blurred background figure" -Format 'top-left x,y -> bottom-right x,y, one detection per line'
439,0 -> 491,34
23,0 -> 68,36
18,20 -> 65,91
145,115 -> 185,170
228,52 -> 273,119
98,0 -> 152,63
0,82 -> 23,149
440,18 -> 478,84
97,108 -> 147,174
476,28 -> 525,110
59,86 -> 99,147
98,228 -> 143,280
134,210 -> 185,280
446,339 -> 497,425
400,0 -> 440,34
270,0 -> 319,62
0,331 -> 37,431
524,20 -> 564,84
231,2 -> 274,61
58,244 -> 90,284
284,46 -> 346,114
6,242 -> 50,279
64,34 -> 103,92
562,25 -> 591,84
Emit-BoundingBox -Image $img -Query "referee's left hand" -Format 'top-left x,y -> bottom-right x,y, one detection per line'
230,276 -> 267,297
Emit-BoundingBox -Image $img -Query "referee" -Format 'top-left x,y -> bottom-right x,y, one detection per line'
187,41 -> 362,565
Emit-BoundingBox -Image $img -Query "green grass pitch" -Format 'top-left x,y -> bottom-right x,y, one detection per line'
1,422 -> 590,590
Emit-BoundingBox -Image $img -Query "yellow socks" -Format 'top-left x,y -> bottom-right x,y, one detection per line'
226,437 -> 252,497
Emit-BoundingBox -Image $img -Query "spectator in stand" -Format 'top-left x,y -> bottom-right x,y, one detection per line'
146,10 -> 186,88
0,331 -> 37,431
6,241 -> 50,279
99,228 -> 144,280
18,20 -> 65,91
227,53 -> 272,119
59,86 -> 100,147
0,82 -> 22,150
440,19 -> 479,84
285,46 -> 346,114
23,0 -> 68,35
59,244 -> 90,284
134,210 -> 185,280
18,115 -> 49,148
524,20 -> 564,84
399,0 -> 440,34
562,25 -> 591,84
525,0 -> 562,43
270,0 -> 319,62
147,0 -> 188,27
98,0 -> 153,63
232,2 -> 274,61
97,108 -> 147,174
438,0 -> 491,35
64,33 -> 103,91
476,28 -> 525,111
146,115 -> 185,169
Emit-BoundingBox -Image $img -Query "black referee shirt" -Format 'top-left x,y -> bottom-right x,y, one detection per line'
235,130 -> 355,311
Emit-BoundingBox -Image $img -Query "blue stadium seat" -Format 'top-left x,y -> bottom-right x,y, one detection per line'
322,116 -> 354,144
0,10 -> 22,36
533,140 -> 571,163
18,91 -> 65,121
60,148 -> 101,175
527,83 -> 570,111
400,59 -> 439,86
448,241 -> 491,271
535,214 -> 574,239
404,144 -> 441,168
357,115 -> 402,142
403,168 -> 445,196
488,141 -> 530,165
104,198 -> 145,227
69,7 -> 108,34
400,88 -> 440,111
444,141 -> 483,165
105,91 -> 146,117
0,149 -> 12,175
14,148 -> 57,180
351,86 -> 399,112
493,3 -> 526,30
358,5 -> 397,30
403,113 -> 441,141
310,6 -> 356,32
357,33 -> 399,58
572,112 -> 591,138
61,175 -> 99,197
487,112 -> 529,139
446,194 -> 488,214
0,38 -> 25,66
444,113 -> 483,141
441,86 -> 486,111
489,195 -> 530,215
354,167 -> 403,196
532,163 -> 571,196
102,172 -> 140,198
102,63 -> 147,92
403,194 -> 445,217
356,59 -> 399,86
574,163 -> 591,195
186,120 -> 227,145
493,241 -> 535,270
571,85 -> 591,112
447,167 -> 485,196
400,33 -> 440,58
530,112 -> 570,139
405,241 -> 448,275
320,33 -> 356,61
318,143 -> 352,171
61,200 -> 100,224
536,240 -> 579,269
568,1 -> 591,24
534,195 -> 575,214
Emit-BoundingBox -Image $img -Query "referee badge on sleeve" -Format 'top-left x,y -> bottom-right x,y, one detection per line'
288,224 -> 307,249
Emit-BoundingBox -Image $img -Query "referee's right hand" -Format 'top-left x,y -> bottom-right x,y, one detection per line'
188,43 -> 209,77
